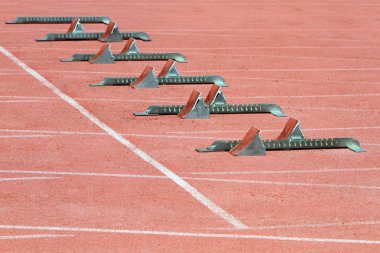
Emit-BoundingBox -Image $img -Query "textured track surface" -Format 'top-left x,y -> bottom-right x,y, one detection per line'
0,0 -> 379,252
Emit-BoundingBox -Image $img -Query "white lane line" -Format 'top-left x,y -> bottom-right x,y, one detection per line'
189,167 -> 380,175
0,45 -> 248,230
364,144 -> 380,146
3,93 -> 380,102
224,93 -> 380,99
0,100 -> 48,103
0,135 -> 52,139
169,126 -> 380,134
0,224 -> 379,244
185,68 -> 380,73
0,170 -> 167,180
0,128 -> 376,141
284,106 -> 380,112
0,177 -> 60,182
0,95 -> 182,104
6,45 -> 380,51
0,234 -> 74,240
183,177 -> 380,190
205,221 -> 380,231
0,129 -> 217,140
1,170 -> 378,190
225,76 -> 380,86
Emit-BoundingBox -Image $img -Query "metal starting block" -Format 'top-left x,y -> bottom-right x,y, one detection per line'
134,84 -> 285,118
90,60 -> 226,87
6,16 -> 111,24
62,39 -> 186,63
36,20 -> 150,42
196,118 -> 365,156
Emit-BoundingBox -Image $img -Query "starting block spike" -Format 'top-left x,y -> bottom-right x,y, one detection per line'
130,67 -> 159,89
67,18 -> 84,34
133,86 -> 285,117
178,90 -> 210,119
229,128 -> 266,156
204,84 -> 227,106
88,44 -> 115,64
276,117 -> 304,140
6,16 -> 111,24
99,21 -> 123,42
196,119 -> 365,156
62,41 -> 185,64
120,38 -> 140,54
158,60 -> 180,77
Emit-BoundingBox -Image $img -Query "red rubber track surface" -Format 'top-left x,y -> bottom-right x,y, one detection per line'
0,0 -> 379,252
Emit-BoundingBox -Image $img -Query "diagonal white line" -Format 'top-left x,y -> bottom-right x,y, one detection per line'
0,45 -> 248,229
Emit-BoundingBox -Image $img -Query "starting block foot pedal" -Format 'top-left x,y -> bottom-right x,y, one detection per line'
63,39 -> 185,64
130,67 -> 159,89
196,118 -> 366,155
177,90 -> 210,119
88,44 -> 115,64
6,16 -> 111,24
37,22 -> 150,42
133,84 -> 285,118
90,59 -> 228,87
67,18 -> 84,34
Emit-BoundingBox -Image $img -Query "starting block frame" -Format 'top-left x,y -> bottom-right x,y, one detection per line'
196,118 -> 365,155
133,84 -> 286,118
62,39 -> 186,63
36,20 -> 150,42
91,60 -> 226,87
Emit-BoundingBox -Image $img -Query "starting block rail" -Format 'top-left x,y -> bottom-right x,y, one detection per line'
90,60 -> 225,87
6,16 -> 111,24
196,118 -> 365,155
134,84 -> 285,118
37,20 -> 150,42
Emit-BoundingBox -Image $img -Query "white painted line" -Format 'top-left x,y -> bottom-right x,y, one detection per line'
284,106 -> 380,112
205,221 -> 380,231
0,170 -> 167,180
0,95 -> 182,104
364,144 -> 380,146
0,45 -> 248,230
0,177 -> 60,182
0,135 -> 52,139
188,167 -> 380,175
1,169 -> 378,190
0,224 -> 379,244
224,76 -> 380,85
169,126 -> 380,134
0,234 -> 74,240
185,68 -> 380,73
0,100 -> 48,103
0,129 -> 216,140
226,93 -> 380,99
183,177 -> 380,190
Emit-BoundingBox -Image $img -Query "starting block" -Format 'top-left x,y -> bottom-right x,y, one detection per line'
90,60 -> 226,87
6,16 -> 111,24
36,20 -> 150,42
196,118 -> 365,155
62,39 -> 186,63
134,84 -> 285,118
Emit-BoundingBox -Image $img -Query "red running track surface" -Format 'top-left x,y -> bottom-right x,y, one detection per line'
0,0 -> 379,252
